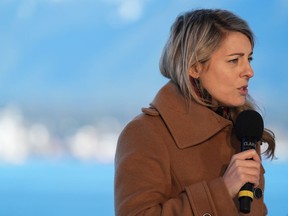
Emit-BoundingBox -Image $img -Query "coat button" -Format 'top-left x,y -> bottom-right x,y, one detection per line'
254,187 -> 263,199
203,213 -> 212,216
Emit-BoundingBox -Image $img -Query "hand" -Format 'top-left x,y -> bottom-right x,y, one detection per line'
223,149 -> 261,198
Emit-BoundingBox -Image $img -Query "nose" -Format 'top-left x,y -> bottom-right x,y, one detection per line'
240,62 -> 254,79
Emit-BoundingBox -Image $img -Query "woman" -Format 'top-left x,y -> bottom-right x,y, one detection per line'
114,9 -> 275,215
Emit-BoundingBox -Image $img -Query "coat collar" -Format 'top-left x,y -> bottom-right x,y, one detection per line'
151,81 -> 232,149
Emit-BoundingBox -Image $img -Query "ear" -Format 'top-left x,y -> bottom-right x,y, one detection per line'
188,64 -> 201,79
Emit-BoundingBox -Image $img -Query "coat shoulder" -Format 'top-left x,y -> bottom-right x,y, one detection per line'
119,107 -> 162,142
115,107 -> 170,169
141,106 -> 160,116
118,106 -> 161,141
116,107 -> 167,155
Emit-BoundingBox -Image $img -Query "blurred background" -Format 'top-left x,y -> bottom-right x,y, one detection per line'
0,0 -> 287,215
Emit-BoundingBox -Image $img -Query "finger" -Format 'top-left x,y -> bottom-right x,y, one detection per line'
248,149 -> 260,162
240,159 -> 261,170
237,165 -> 260,177
244,173 -> 260,187
235,164 -> 261,185
233,149 -> 260,161
233,160 -> 261,178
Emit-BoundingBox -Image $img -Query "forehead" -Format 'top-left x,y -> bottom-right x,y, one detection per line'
214,32 -> 252,56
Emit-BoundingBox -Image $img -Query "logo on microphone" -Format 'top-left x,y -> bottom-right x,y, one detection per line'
242,140 -> 256,150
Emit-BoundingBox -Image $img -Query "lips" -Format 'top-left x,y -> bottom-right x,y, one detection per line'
238,85 -> 248,95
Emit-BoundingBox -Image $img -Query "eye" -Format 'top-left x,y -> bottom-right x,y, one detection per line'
248,56 -> 253,63
228,58 -> 239,64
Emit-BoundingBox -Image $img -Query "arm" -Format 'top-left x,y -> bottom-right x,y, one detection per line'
114,116 -> 241,216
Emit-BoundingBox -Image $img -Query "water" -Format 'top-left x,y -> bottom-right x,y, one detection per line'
0,160 -> 287,216
0,161 -> 114,216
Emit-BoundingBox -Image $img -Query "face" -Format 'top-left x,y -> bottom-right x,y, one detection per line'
191,32 -> 254,107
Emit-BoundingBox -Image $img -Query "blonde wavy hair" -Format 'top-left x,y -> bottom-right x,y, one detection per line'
160,9 -> 275,159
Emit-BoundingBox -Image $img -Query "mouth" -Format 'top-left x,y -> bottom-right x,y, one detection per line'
238,85 -> 248,95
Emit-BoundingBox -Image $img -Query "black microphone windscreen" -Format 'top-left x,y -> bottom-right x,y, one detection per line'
235,110 -> 264,141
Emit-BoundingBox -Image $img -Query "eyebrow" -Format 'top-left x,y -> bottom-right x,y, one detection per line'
227,51 -> 253,57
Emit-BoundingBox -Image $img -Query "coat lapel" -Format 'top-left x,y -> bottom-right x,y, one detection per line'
151,81 -> 232,149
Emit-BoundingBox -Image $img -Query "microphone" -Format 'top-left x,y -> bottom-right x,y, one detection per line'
235,110 -> 264,214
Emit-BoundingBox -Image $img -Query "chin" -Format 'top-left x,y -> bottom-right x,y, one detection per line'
215,95 -> 246,107
221,99 -> 246,107
231,100 -> 246,107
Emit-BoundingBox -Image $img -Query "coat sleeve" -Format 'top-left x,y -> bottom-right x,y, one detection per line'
114,115 -> 263,216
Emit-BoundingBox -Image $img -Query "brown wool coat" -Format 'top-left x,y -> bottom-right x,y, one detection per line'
114,81 -> 267,216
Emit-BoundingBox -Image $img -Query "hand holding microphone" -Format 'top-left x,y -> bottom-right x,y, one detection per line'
223,149 -> 261,198
223,110 -> 264,214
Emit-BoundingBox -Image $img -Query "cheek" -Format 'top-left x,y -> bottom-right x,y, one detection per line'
201,72 -> 236,103
201,72 -> 229,93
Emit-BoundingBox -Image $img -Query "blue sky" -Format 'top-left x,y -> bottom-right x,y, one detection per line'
0,0 -> 287,163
